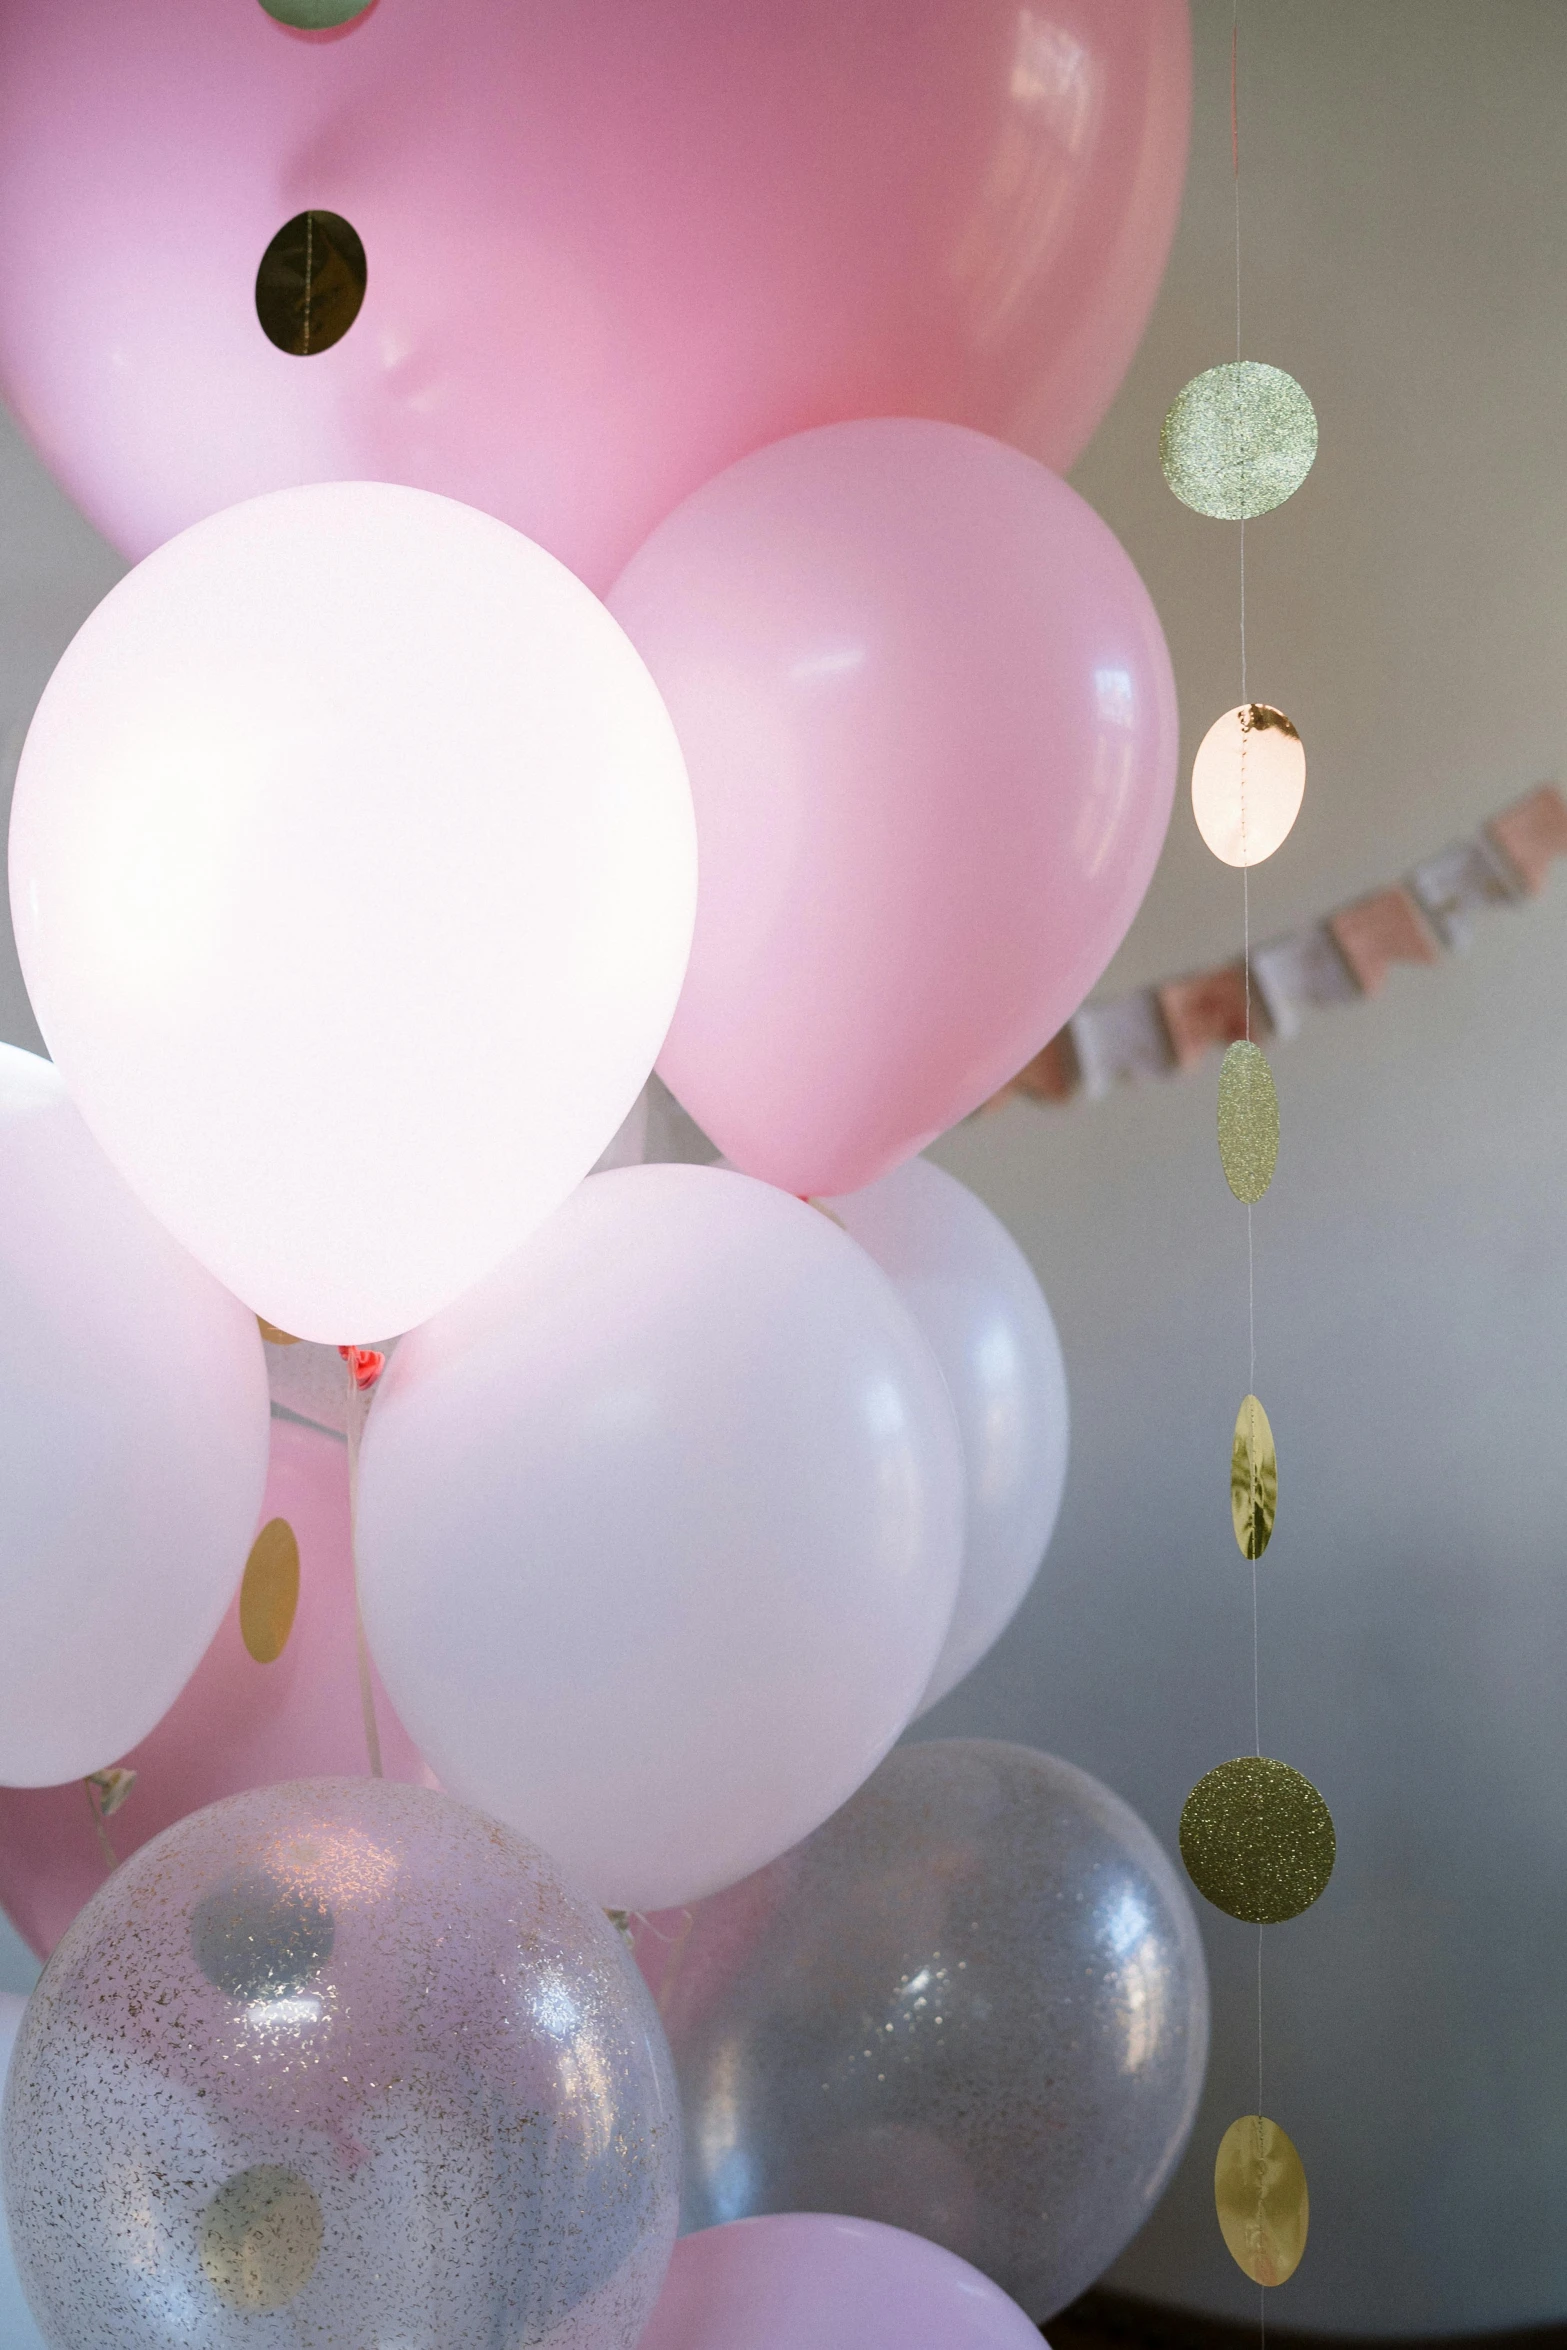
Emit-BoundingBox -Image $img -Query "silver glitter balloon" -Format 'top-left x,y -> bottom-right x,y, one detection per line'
2,1778 -> 681,2350
649,1740 -> 1208,2321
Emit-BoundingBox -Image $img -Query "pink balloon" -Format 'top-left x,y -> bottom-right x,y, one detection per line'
610,420 -> 1178,1195
636,2215 -> 1045,2350
0,0 -> 1187,589
0,1418 -> 425,1960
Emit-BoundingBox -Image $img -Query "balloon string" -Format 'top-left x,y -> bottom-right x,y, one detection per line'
345,1362 -> 385,1779
82,1777 -> 118,1874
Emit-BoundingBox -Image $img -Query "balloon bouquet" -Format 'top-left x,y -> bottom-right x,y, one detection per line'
0,2 -> 1205,2343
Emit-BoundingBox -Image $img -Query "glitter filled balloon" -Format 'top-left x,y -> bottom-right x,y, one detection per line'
642,1740 -> 1208,2322
1,1779 -> 681,2350
1160,362 -> 1317,520
1191,704 -> 1305,868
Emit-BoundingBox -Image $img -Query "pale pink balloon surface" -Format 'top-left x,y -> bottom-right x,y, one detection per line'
0,0 -> 1187,588
636,2215 -> 1046,2350
0,1419 -> 424,1960
611,420 -> 1179,1195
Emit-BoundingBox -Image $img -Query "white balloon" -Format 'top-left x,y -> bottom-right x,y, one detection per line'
0,1995 -> 46,2350
824,1159 -> 1068,1712
0,1046 -> 270,1786
8,482 -> 697,1342
356,1164 -> 965,1911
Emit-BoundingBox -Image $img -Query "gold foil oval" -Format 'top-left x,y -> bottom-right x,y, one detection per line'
1161,362 -> 1318,520
1180,1756 -> 1335,1923
255,210 -> 367,356
1215,2114 -> 1309,2285
257,1317 -> 300,1347
1218,1040 -> 1279,1203
1192,704 -> 1306,869
1232,1394 -> 1277,1560
240,1520 -> 301,1665
201,2166 -> 322,2312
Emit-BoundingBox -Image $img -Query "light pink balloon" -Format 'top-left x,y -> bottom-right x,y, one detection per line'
636,2215 -> 1045,2350
0,0 -> 1187,589
610,420 -> 1179,1195
0,1418 -> 425,1960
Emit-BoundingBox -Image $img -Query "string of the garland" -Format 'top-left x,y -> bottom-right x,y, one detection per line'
1233,24 -> 1268,2345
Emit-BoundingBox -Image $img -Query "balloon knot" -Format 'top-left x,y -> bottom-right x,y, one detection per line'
338,1345 -> 385,1391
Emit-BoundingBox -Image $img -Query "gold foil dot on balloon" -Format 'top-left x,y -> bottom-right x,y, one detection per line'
1161,362 -> 1318,520
1215,2114 -> 1309,2285
1218,1040 -> 1278,1204
1180,1756 -> 1335,1924
240,1519 -> 301,1665
200,2165 -> 323,2313
256,1316 -> 300,1346
258,0 -> 375,28
1231,1394 -> 1277,1561
1193,705 -> 1305,868
255,210 -> 367,356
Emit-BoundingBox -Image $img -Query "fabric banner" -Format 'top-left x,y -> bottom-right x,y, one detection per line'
989,782 -> 1566,1113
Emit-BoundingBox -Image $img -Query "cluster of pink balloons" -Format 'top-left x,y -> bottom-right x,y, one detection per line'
0,2 -> 1191,2334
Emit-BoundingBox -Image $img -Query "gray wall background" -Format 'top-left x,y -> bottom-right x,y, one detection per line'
2,3 -> 1565,2334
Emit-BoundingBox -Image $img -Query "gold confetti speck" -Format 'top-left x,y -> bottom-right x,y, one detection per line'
1180,1756 -> 1335,1924
240,1520 -> 301,1665
1161,361 -> 1318,520
200,2165 -> 322,2312
1215,2113 -> 1309,2285
1231,1395 -> 1277,1561
1218,1040 -> 1279,1203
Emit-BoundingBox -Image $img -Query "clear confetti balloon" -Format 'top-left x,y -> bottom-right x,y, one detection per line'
1,1779 -> 681,2350
1160,361 -> 1317,520
644,1740 -> 1208,2322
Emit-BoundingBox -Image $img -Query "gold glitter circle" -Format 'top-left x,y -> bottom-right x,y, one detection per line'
1217,1039 -> 1279,1204
1161,362 -> 1317,520
1180,1757 -> 1334,1924
1215,2113 -> 1309,2285
200,2165 -> 323,2312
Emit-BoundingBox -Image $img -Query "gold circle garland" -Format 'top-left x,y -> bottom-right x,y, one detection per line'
1160,361 -> 1318,520
1179,1756 -> 1335,1924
